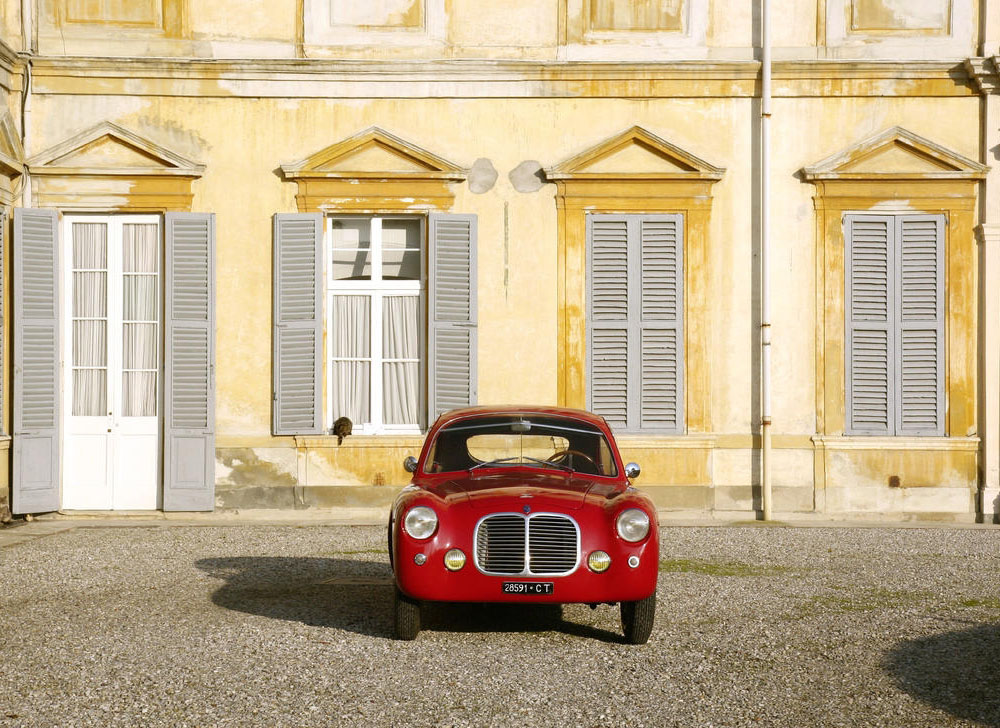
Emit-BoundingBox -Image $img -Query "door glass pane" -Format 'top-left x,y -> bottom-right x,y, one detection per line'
381,219 -> 421,280
122,223 -> 159,417
331,295 -> 371,424
383,295 -> 419,425
331,219 -> 372,280
72,223 -> 108,416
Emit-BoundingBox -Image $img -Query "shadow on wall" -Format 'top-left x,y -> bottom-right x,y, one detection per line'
884,622 -> 1000,727
195,556 -> 624,643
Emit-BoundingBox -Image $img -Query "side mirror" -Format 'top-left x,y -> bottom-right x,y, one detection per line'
403,456 -> 418,473
624,462 -> 641,479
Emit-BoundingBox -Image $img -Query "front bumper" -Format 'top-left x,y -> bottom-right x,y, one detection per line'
394,532 -> 658,604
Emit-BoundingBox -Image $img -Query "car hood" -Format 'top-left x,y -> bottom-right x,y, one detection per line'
430,471 -> 622,511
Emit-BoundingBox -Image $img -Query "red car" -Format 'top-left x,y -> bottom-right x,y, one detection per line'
389,406 -> 659,643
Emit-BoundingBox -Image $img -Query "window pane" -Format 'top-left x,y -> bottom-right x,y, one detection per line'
73,369 -> 106,416
122,371 -> 157,417
383,362 -> 418,425
331,219 -> 372,280
123,224 -> 158,273
123,323 -> 158,369
123,277 -> 157,320
73,320 -> 107,367
332,361 -> 370,425
382,218 -> 421,280
332,296 -> 370,358
383,295 -> 419,359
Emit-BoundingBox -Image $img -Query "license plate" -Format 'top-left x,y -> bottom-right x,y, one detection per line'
502,582 -> 554,595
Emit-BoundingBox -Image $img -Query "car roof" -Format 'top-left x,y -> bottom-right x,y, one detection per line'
433,405 -> 609,430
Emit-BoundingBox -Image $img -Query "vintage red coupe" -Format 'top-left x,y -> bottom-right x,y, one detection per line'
389,406 -> 659,643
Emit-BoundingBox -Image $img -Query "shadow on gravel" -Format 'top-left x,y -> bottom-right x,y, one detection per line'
884,622 -> 1000,727
196,557 -> 624,643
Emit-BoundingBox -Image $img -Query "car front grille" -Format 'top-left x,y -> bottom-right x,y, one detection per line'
474,513 -> 580,576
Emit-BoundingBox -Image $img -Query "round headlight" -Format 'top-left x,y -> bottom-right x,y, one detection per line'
588,550 -> 611,573
444,548 -> 466,571
403,506 -> 438,540
616,508 -> 650,542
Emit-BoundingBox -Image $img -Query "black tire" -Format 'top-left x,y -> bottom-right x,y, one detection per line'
393,586 -> 421,640
620,592 -> 656,645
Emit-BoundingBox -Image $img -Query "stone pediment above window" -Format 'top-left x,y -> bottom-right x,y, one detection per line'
0,111 -> 25,179
27,122 -> 204,210
801,127 -> 989,182
545,126 -> 725,182
281,127 -> 467,213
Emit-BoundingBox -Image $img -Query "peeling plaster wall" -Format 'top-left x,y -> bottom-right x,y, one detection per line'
10,0 -> 993,519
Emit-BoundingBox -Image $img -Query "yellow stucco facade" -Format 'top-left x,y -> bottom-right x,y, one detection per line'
0,0 -> 998,521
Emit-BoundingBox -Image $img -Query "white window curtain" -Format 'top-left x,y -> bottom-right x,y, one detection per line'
331,295 -> 371,424
72,223 -> 108,416
383,295 -> 419,424
122,223 -> 159,417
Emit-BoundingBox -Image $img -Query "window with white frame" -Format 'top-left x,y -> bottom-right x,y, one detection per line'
327,216 -> 425,434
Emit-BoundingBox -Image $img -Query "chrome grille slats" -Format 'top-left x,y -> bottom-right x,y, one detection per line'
474,513 -> 580,576
476,515 -> 525,574
528,515 -> 579,574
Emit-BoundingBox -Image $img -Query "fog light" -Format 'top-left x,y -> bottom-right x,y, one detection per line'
414,553 -> 427,565
444,548 -> 466,571
628,555 -> 640,568
588,550 -> 611,573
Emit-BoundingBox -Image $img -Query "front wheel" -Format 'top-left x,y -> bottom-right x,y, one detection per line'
393,586 -> 421,640
620,592 -> 656,645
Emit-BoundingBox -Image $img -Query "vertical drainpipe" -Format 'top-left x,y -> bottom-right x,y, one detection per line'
760,0 -> 773,521
20,0 -> 33,208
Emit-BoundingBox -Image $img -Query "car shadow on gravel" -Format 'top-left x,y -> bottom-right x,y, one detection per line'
196,557 -> 625,643
884,622 -> 1000,727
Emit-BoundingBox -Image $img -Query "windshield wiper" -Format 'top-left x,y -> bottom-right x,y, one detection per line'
520,456 -> 573,473
468,456 -> 573,473
469,457 -> 520,471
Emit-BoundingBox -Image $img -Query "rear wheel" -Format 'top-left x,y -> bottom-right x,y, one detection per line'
620,592 -> 656,645
393,586 -> 421,640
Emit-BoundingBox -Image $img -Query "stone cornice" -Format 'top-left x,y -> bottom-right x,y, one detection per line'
23,56 -> 977,98
965,56 -> 1000,94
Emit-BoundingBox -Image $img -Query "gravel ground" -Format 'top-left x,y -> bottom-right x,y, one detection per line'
0,523 -> 998,728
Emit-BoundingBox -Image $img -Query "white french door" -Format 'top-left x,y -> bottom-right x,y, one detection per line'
62,215 -> 161,510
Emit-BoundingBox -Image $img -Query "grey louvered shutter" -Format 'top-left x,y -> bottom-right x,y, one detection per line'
896,215 -> 944,435
13,208 -> 61,513
272,213 -> 323,434
846,215 -> 893,435
428,213 -> 477,422
639,216 -> 684,431
587,216 -> 629,428
163,212 -> 215,511
588,214 -> 683,433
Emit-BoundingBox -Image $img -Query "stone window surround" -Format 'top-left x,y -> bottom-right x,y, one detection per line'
801,127 -> 987,440
545,125 -> 723,434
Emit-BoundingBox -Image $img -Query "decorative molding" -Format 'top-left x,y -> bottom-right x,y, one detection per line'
965,56 -> 1000,95
0,111 -> 24,178
281,127 -> 464,213
801,126 -> 989,181
28,121 -> 205,177
281,126 -> 466,181
545,125 -> 724,181
24,57 -> 976,99
26,121 -> 203,211
811,435 -> 980,452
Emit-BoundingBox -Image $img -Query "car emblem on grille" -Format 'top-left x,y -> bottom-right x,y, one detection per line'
523,504 -> 531,514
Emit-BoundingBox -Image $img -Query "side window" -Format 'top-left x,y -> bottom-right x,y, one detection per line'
328,216 -> 425,434
586,213 -> 684,434
845,214 -> 945,436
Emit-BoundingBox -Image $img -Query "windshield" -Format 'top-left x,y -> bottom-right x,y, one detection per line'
424,415 -> 619,477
